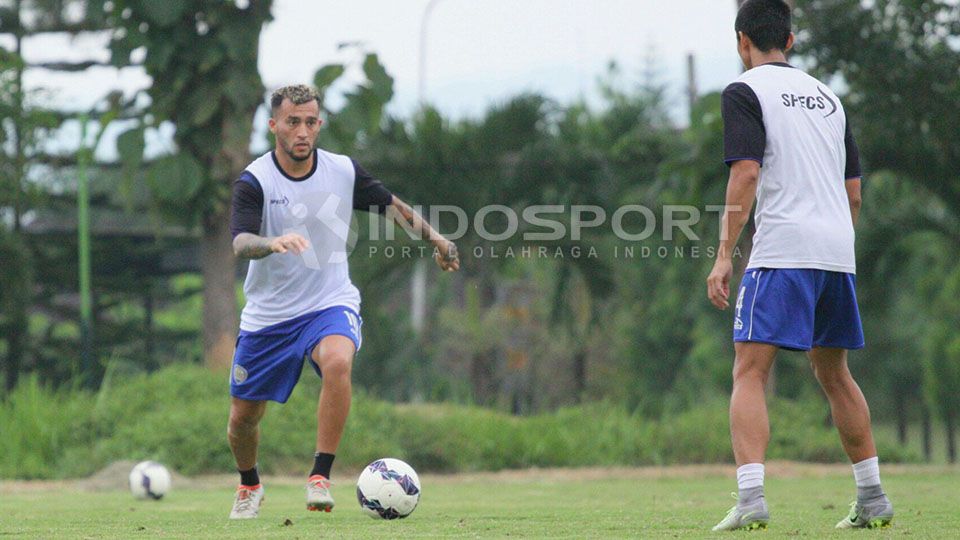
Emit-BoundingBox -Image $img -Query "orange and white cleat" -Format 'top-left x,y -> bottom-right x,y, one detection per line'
306,475 -> 335,512
229,484 -> 264,519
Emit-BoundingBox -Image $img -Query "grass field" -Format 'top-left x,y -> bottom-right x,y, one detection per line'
1,464 -> 957,539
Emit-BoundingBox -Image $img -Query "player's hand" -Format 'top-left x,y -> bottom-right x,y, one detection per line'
269,233 -> 310,255
434,239 -> 460,272
707,257 -> 733,310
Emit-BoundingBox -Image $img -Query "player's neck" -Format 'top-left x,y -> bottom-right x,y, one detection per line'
749,50 -> 789,69
273,148 -> 314,178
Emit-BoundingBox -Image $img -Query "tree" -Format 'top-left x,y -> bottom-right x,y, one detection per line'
0,227 -> 31,390
0,0 -> 122,388
797,0 -> 960,460
108,0 -> 274,370
310,52 -> 634,408
797,0 -> 960,235
0,21 -> 30,390
922,261 -> 960,463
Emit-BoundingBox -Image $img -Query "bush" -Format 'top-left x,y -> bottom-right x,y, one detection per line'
0,376 -> 93,479
0,366 -> 920,479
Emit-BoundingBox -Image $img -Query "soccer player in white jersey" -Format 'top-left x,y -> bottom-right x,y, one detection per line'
226,85 -> 460,519
706,0 -> 893,531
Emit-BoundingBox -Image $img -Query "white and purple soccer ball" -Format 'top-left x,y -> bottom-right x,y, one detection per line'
356,458 -> 421,519
128,461 -> 171,500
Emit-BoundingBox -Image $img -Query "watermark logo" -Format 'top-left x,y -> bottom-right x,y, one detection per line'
281,201 -> 743,267
368,204 -> 734,244
281,191 -> 359,266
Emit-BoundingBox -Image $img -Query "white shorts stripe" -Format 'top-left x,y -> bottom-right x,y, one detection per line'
748,271 -> 764,340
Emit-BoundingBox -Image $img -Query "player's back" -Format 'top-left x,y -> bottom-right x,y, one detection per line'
726,63 -> 859,274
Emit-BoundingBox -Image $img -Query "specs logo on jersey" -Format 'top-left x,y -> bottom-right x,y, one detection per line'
269,195 -> 290,206
781,87 -> 837,118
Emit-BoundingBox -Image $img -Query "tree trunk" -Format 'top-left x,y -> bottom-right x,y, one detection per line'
200,62 -> 264,371
470,350 -> 496,406
896,392 -> 908,445
144,288 -> 155,368
2,232 -> 29,391
201,211 -> 238,372
946,409 -> 957,464
4,316 -> 25,391
12,0 -> 24,234
473,277 -> 498,404
573,348 -> 586,401
4,0 -> 26,391
921,403 -> 933,462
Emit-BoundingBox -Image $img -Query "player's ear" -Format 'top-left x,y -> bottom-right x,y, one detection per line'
784,32 -> 795,53
268,117 -> 277,135
737,31 -> 750,53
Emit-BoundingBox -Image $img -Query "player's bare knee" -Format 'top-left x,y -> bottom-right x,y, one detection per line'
812,363 -> 850,393
319,352 -> 353,380
732,358 -> 770,385
229,416 -> 256,436
227,420 -> 252,441
229,407 -> 263,434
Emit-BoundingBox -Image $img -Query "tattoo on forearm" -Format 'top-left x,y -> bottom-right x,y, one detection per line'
391,199 -> 433,239
234,234 -> 274,260
395,200 -> 416,226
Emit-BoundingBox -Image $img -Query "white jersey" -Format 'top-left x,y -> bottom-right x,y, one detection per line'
722,63 -> 862,274
238,150 -> 361,332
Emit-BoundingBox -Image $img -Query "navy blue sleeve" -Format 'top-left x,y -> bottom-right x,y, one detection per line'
352,159 -> 393,214
844,118 -> 862,180
230,171 -> 263,238
721,82 -> 766,166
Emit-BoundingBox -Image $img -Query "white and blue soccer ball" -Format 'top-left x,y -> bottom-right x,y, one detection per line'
356,458 -> 421,519
129,461 -> 172,500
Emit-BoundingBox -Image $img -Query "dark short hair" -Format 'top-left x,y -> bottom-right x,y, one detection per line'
269,85 -> 321,116
735,0 -> 792,53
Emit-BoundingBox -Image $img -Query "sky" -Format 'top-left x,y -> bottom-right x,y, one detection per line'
259,0 -> 744,120
8,0 -> 746,158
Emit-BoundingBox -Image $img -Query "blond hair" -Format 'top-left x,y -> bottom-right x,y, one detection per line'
269,85 -> 321,115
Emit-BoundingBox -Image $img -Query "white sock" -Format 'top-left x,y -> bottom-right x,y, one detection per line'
852,456 -> 881,488
737,463 -> 765,491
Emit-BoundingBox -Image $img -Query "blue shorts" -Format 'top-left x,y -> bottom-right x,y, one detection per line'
733,268 -> 864,351
230,306 -> 363,403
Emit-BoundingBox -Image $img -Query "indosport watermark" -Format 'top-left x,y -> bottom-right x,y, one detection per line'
364,204 -> 745,262
278,192 -> 742,265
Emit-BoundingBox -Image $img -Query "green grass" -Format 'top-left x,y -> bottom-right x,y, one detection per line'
0,366 -> 922,480
1,467 -> 956,538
